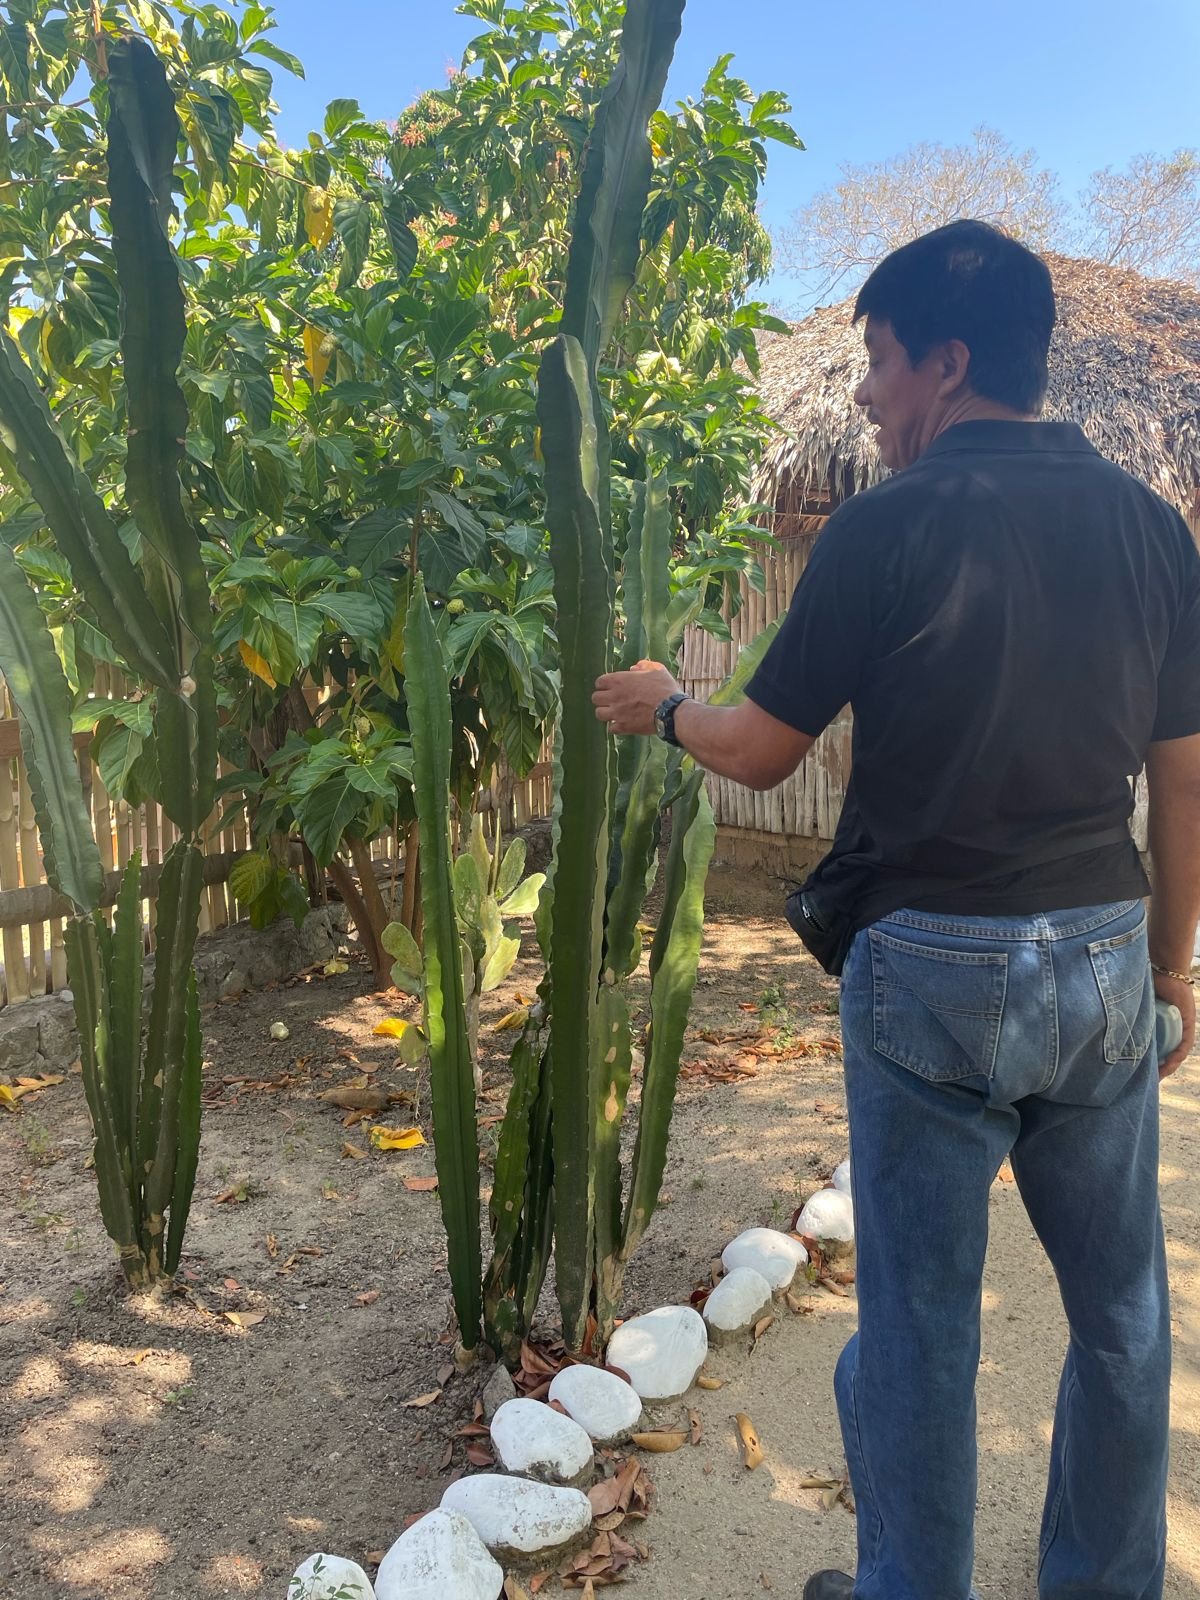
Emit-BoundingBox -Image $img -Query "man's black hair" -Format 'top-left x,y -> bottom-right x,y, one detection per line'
853,220 -> 1057,413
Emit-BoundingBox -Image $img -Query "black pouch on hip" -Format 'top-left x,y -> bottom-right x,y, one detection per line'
784,884 -> 856,977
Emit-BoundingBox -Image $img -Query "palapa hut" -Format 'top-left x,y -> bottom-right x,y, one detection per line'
680,253 -> 1200,875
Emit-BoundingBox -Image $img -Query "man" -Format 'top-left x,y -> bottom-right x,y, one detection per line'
593,220 -> 1200,1600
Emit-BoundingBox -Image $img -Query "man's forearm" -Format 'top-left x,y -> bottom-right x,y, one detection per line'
672,698 -> 806,790
1147,772 -> 1200,970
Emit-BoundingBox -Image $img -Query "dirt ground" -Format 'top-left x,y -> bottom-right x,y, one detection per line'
1,863 -> 1197,1600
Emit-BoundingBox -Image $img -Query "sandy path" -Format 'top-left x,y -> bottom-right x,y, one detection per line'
625,911 -> 1200,1600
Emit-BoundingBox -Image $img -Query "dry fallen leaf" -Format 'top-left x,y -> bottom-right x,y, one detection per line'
265,1232 -> 279,1259
402,1389 -> 442,1409
504,1579 -> 532,1600
821,1482 -> 843,1512
318,1085 -> 392,1112
213,1182 -> 251,1204
323,958 -> 349,976
696,1373 -> 725,1391
341,1141 -> 368,1160
355,1290 -> 380,1306
223,1276 -> 240,1291
369,1124 -> 426,1151
752,1313 -> 775,1342
365,1551 -> 385,1566
403,1175 -> 439,1192
630,1428 -> 687,1453
688,1409 -> 703,1445
224,1310 -> 268,1330
735,1412 -> 764,1470
491,1007 -> 529,1032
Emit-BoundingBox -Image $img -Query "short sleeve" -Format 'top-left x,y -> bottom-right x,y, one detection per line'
744,504 -> 877,738
1153,520 -> 1200,740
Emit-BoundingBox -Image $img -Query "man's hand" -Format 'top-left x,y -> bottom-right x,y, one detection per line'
593,660 -> 680,736
1154,971 -> 1195,1080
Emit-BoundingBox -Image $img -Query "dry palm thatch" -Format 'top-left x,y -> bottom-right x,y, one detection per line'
753,253 -> 1200,521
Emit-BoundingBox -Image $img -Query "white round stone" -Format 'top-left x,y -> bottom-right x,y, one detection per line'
375,1509 -> 500,1600
548,1364 -> 643,1444
440,1474 -> 592,1558
490,1398 -> 593,1484
703,1266 -> 774,1338
289,1552 -> 375,1599
721,1227 -> 808,1291
606,1304 -> 708,1401
797,1187 -> 855,1242
832,1159 -> 852,1195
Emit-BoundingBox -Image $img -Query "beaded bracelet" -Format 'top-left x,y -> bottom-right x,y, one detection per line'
1151,962 -> 1196,987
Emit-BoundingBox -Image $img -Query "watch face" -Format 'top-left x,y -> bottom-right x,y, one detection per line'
654,709 -> 666,738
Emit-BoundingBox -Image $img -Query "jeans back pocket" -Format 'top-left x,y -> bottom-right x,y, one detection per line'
1087,919 -> 1153,1065
869,929 -> 1008,1083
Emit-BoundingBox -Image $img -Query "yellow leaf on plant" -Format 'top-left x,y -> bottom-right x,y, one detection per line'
238,639 -> 276,688
303,185 -> 334,249
491,1007 -> 529,1032
372,1018 -> 411,1039
369,1124 -> 426,1151
302,321 -> 331,390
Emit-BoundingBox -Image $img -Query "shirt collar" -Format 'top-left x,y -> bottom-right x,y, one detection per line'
920,420 -> 1098,460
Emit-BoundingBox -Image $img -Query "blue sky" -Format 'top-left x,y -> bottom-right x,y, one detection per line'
265,0 -> 1200,306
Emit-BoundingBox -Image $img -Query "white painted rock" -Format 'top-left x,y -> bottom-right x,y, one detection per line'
721,1227 -> 808,1291
797,1187 -> 855,1242
607,1304 -> 707,1401
440,1474 -> 592,1559
703,1266 -> 774,1341
548,1364 -> 642,1444
490,1397 -> 593,1484
832,1159 -> 852,1195
289,1552 -> 375,1599
375,1509 -> 500,1600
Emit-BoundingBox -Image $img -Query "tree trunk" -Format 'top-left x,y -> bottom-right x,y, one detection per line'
349,837 -> 393,990
327,854 -> 390,988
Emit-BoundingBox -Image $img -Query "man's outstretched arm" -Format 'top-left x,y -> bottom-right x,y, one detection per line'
592,661 -> 814,791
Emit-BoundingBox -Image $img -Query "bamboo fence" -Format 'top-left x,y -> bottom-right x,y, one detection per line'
0,673 -> 554,1010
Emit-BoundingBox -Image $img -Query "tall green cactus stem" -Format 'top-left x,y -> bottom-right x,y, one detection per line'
108,36 -> 216,836
405,574 -> 483,1355
0,37 -> 217,1288
538,333 -> 614,1351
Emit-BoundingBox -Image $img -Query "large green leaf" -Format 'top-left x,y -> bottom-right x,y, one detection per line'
0,543 -> 101,912
405,574 -> 482,1351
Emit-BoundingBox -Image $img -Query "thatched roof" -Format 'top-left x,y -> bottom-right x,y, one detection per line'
753,253 -> 1200,518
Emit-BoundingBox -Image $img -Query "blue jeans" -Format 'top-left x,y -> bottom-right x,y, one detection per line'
837,901 -> 1170,1600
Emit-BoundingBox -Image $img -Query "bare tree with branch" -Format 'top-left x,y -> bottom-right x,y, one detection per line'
776,127 -> 1064,300
1074,150 -> 1199,285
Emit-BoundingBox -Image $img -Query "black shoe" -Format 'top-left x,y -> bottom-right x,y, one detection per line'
802,1573 -> 854,1600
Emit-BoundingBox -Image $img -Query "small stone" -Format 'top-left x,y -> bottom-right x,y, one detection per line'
703,1267 -> 774,1342
289,1552 -> 375,1598
606,1305 -> 707,1402
832,1159 -> 851,1195
375,1508 -> 500,1600
440,1474 -> 592,1561
269,1021 -> 290,1040
548,1364 -> 643,1444
490,1398 -> 593,1485
58,988 -> 74,1004
481,1361 -> 517,1421
796,1188 -> 854,1242
721,1228 -> 808,1291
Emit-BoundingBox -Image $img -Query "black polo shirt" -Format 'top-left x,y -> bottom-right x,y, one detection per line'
746,420 -> 1200,928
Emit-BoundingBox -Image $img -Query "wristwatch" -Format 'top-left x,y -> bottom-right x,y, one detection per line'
654,691 -> 691,747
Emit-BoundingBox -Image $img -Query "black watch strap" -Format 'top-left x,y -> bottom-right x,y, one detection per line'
654,691 -> 691,747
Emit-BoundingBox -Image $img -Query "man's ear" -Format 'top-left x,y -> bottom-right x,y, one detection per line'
935,339 -> 972,397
